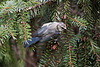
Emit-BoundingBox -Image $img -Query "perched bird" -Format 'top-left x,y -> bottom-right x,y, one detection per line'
23,22 -> 67,48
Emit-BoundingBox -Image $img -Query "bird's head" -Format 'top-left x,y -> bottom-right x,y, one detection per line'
57,22 -> 67,32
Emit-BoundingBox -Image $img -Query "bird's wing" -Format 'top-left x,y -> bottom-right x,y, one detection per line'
40,31 -> 60,42
41,22 -> 52,27
33,22 -> 59,37
32,23 -> 51,37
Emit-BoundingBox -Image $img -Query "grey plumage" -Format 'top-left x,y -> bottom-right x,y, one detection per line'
24,22 -> 67,48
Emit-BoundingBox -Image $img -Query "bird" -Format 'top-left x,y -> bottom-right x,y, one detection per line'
23,22 -> 67,48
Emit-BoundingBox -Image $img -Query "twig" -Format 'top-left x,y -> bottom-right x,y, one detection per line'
0,25 -> 5,35
90,41 -> 95,54
4,24 -> 14,38
22,13 -> 27,40
24,26 -> 26,40
26,1 -> 56,11
0,5 -> 12,10
68,42 -> 72,66
7,28 -> 14,37
66,15 -> 85,27
0,41 -> 2,47
0,0 -> 56,19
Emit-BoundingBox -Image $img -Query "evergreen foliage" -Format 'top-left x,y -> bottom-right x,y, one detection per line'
0,0 -> 100,67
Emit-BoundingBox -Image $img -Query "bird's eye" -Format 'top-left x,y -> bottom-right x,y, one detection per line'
61,27 -> 64,29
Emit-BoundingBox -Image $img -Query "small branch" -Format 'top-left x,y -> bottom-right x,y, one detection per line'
66,15 -> 85,27
0,41 -> 2,47
0,25 -> 5,36
90,41 -> 95,54
0,5 -> 12,10
4,24 -> 14,38
22,13 -> 27,40
26,1 -> 56,11
24,26 -> 26,40
0,0 -> 56,19
7,28 -> 14,37
5,24 -> 14,38
68,42 -> 72,66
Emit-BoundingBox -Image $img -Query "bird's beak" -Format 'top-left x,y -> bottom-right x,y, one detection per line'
64,27 -> 67,30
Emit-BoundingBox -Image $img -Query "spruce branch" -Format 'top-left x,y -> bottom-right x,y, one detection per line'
26,0 -> 56,11
0,6 -> 12,10
24,26 -> 26,40
68,42 -> 72,66
22,13 -> 26,40
66,15 -> 85,27
0,25 -> 5,35
7,28 -> 14,38
90,40 -> 96,54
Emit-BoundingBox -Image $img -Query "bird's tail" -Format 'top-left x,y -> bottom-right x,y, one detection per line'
23,37 -> 40,48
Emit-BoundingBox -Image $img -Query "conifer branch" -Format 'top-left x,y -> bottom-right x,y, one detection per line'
5,23 -> 14,38
24,26 -> 26,40
68,42 -> 72,66
90,41 -> 95,54
7,28 -> 14,37
66,15 -> 85,26
26,0 -> 56,11
0,41 -> 2,47
0,26 -> 5,35
0,5 -> 12,10
22,13 -> 27,40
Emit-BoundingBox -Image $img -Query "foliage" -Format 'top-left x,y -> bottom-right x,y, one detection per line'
0,0 -> 100,67
0,0 -> 37,67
